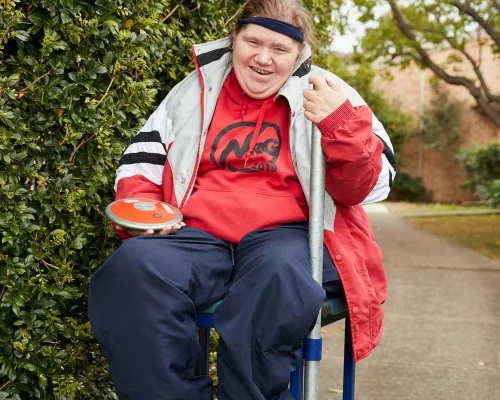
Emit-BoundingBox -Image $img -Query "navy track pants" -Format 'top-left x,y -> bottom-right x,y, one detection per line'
88,223 -> 343,400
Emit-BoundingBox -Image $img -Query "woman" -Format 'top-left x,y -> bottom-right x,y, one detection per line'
88,0 -> 396,399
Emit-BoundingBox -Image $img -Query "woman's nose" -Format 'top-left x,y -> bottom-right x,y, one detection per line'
255,49 -> 272,65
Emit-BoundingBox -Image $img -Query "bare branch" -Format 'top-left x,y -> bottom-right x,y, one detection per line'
70,133 -> 98,161
391,51 -> 421,62
162,0 -> 184,23
96,75 -> 116,107
443,36 -> 500,103
387,0 -> 500,126
42,260 -> 59,270
451,1 -> 500,49
225,1 -> 248,27
17,71 -> 52,96
423,10 -> 500,103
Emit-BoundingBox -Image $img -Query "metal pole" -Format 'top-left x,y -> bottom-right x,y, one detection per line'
304,120 -> 325,400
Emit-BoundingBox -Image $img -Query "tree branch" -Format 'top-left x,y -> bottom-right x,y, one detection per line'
162,0 -> 184,23
225,1 -> 248,27
423,11 -> 500,103
387,0 -> 500,126
42,259 -> 59,270
391,50 -> 422,64
17,71 -> 52,96
451,1 -> 500,49
443,36 -> 500,104
96,75 -> 116,107
70,132 -> 98,161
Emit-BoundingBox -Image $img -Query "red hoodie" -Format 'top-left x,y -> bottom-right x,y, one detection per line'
181,71 -> 309,242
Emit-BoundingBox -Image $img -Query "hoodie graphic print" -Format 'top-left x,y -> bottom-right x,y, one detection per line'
181,70 -> 309,242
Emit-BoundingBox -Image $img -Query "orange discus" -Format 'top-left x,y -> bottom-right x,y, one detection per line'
105,198 -> 183,231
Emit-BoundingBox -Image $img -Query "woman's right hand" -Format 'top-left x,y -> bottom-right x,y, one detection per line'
116,222 -> 186,237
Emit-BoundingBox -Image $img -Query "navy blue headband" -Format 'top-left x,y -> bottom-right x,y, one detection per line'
237,17 -> 304,43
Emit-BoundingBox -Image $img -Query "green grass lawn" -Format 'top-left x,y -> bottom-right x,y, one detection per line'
384,201 -> 492,215
404,215 -> 500,259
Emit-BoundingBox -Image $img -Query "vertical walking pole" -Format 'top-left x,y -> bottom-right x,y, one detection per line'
304,119 -> 325,400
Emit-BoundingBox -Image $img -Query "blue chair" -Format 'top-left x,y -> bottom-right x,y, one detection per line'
195,297 -> 355,400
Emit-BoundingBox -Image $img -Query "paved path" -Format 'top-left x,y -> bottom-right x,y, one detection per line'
319,204 -> 500,400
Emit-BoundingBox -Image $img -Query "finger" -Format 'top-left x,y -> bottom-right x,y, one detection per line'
124,228 -> 142,236
157,226 -> 174,235
303,89 -> 319,101
309,75 -> 328,90
304,110 -> 320,124
325,76 -> 341,91
170,224 -> 182,234
128,229 -> 152,236
303,99 -> 317,114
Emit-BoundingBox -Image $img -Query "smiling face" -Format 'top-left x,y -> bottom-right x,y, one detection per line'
232,24 -> 301,100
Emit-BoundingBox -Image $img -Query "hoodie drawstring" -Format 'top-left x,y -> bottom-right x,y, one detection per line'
244,97 -> 271,167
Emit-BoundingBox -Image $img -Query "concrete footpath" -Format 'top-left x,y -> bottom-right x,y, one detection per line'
319,204 -> 500,400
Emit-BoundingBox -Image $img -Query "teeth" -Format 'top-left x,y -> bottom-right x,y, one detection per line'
251,67 -> 271,75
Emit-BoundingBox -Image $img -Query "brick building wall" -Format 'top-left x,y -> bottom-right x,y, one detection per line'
373,41 -> 500,202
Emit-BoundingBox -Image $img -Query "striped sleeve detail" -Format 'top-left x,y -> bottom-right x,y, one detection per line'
119,152 -> 167,167
132,131 -> 167,152
115,102 -> 174,192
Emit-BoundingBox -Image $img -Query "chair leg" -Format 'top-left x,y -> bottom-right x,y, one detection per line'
196,327 -> 211,376
290,350 -> 303,400
342,317 -> 355,400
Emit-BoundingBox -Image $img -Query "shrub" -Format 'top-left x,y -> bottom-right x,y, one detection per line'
388,172 -> 426,202
458,143 -> 500,208
419,86 -> 462,150
0,0 -> 243,398
477,179 -> 500,208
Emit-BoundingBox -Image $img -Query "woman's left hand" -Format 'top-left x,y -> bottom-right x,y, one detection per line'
303,75 -> 347,124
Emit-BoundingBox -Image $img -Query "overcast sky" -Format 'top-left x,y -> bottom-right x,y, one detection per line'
331,30 -> 361,54
329,2 -> 390,54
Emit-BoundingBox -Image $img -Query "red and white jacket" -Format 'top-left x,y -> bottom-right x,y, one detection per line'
114,37 -> 396,362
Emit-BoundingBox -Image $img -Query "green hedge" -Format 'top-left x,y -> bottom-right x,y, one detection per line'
458,143 -> 500,208
0,0 -> 346,397
0,1 -> 243,398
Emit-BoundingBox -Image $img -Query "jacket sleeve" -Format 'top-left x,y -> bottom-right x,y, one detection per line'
317,82 -> 396,207
113,101 -> 175,238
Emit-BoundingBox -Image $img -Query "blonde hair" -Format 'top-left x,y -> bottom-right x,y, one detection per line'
230,0 -> 317,48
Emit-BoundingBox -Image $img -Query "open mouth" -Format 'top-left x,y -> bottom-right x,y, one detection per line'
250,66 -> 272,76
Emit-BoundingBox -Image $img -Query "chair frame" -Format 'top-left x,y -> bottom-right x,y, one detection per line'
195,299 -> 356,400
